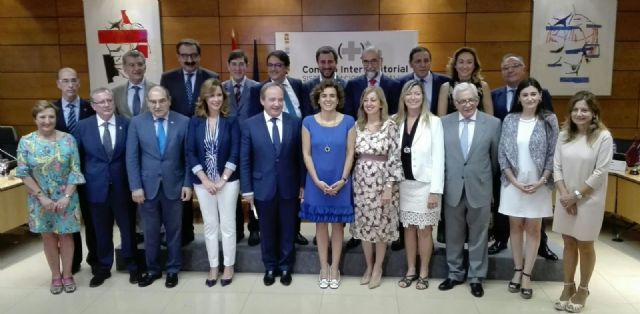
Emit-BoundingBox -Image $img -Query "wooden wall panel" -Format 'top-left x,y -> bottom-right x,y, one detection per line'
0,73 -> 62,99
302,15 -> 378,32
0,46 -> 61,73
59,45 -> 88,72
466,0 -> 531,13
162,44 -> 222,73
219,16 -> 302,45
481,71 -> 503,91
161,17 -> 220,45
58,17 -> 86,45
0,18 -> 59,45
422,42 -> 464,73
616,12 -> 640,41
599,100 -> 638,128
611,71 -> 640,99
302,0 -> 379,15
0,0 -> 56,17
380,14 -> 466,43
160,0 -> 219,17
219,0 -> 302,16
614,42 -> 640,71
0,100 -> 39,125
56,0 -> 83,17
467,42 -> 530,71
466,13 -> 531,42
380,0 -> 465,14
619,0 -> 640,11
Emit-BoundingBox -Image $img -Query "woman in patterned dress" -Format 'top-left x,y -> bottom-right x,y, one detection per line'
350,86 -> 402,289
16,101 -> 85,294
394,80 -> 444,290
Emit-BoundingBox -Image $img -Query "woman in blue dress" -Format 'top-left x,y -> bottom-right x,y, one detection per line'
16,101 -> 85,294
300,80 -> 355,289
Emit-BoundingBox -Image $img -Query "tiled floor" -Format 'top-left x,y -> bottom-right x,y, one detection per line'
1,220 -> 639,314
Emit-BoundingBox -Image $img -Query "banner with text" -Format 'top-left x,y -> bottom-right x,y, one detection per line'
275,31 -> 418,82
83,0 -> 163,90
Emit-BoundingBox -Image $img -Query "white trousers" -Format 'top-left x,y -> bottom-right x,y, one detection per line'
194,180 -> 240,267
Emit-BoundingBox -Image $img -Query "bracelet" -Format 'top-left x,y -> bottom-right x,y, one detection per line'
341,177 -> 347,183
63,193 -> 71,199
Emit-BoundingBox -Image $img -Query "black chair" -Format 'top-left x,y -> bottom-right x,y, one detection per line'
0,126 -> 19,169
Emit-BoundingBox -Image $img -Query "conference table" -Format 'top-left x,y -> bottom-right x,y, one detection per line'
0,176 -> 28,233
606,170 -> 640,240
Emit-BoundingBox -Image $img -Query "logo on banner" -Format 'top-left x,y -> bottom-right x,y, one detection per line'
96,10 -> 149,83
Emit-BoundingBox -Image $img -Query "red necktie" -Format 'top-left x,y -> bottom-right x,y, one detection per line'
369,79 -> 377,86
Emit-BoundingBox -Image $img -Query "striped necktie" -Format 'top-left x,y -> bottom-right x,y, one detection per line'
66,103 -> 77,133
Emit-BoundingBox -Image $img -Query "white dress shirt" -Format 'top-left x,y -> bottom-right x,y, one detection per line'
127,79 -> 146,114
458,110 -> 478,157
263,111 -> 283,142
275,77 -> 301,117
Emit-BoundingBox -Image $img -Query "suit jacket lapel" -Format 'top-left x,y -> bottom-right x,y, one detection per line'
467,113 -> 484,160
281,115 -> 292,156
89,116 -> 109,161
112,117 -> 126,159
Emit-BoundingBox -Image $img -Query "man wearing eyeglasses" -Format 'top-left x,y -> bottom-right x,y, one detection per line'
344,46 -> 401,118
488,54 -> 557,260
160,38 -> 218,246
439,82 -> 500,298
54,67 -> 97,275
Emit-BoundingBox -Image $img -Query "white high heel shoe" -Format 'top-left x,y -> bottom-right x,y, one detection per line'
553,282 -> 576,311
565,285 -> 589,313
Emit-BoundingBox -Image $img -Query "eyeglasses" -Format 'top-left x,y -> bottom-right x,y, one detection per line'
456,98 -> 478,105
362,59 -> 379,66
58,78 -> 78,85
179,53 -> 199,60
501,64 -> 523,71
267,63 -> 285,69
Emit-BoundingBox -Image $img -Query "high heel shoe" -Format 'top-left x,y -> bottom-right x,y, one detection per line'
329,268 -> 341,289
318,267 -> 329,289
508,268 -> 523,293
360,270 -> 372,285
566,285 -> 589,313
520,272 -> 533,299
368,269 -> 382,289
553,282 -> 576,310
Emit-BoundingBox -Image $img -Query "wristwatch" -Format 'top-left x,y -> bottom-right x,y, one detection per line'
573,190 -> 583,200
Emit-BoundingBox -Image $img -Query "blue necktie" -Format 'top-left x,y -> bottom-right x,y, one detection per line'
102,122 -> 113,159
282,85 -> 298,117
157,118 -> 166,155
66,103 -> 77,133
271,117 -> 281,156
506,88 -> 515,113
460,119 -> 470,160
185,73 -> 194,105
132,86 -> 141,116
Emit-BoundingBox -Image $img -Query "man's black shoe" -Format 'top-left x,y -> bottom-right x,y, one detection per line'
345,237 -> 361,250
89,273 -> 111,287
263,271 -> 276,286
280,271 -> 292,286
248,231 -> 260,246
438,278 -> 464,291
138,272 -> 162,287
470,283 -> 484,297
71,264 -> 81,275
488,241 -> 508,255
294,233 -> 309,245
129,271 -> 142,284
538,244 -> 559,260
165,272 -> 179,288
181,234 -> 194,247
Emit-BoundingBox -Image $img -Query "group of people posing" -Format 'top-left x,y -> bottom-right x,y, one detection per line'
16,38 -> 611,313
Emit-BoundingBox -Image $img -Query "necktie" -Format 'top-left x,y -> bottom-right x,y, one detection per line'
506,88 -> 515,112
460,119 -> 470,160
132,86 -> 141,116
156,118 -> 166,155
282,85 -> 298,117
66,103 -> 77,133
102,122 -> 113,159
270,117 -> 281,156
185,73 -> 194,105
234,83 -> 241,103
369,79 -> 377,86
420,78 -> 429,106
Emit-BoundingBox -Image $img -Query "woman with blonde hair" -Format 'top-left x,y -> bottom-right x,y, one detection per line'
552,91 -> 612,312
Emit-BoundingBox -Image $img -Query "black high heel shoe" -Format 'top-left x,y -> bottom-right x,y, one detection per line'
520,272 -> 533,299
205,278 -> 217,287
508,268 -> 522,293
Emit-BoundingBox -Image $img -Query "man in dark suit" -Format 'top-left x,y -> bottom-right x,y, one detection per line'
74,87 -> 139,287
489,53 -> 558,260
222,49 -> 261,246
398,46 -> 449,115
126,86 -> 192,288
112,49 -> 157,118
54,67 -> 96,274
344,46 -> 401,118
241,83 -> 303,286
302,46 -> 347,113
160,38 -> 217,245
438,82 -> 501,298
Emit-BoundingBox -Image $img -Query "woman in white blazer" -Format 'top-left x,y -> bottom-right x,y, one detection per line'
394,80 -> 445,290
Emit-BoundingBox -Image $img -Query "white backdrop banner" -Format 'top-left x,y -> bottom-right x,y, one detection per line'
83,0 -> 163,90
530,0 -> 617,96
275,31 -> 418,82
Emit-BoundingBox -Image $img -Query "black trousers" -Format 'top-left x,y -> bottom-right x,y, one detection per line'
72,186 -> 96,270
235,195 -> 259,236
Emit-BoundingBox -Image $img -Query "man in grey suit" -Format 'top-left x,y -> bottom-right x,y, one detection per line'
126,85 -> 192,288
438,82 -> 501,298
113,49 -> 156,118
222,49 -> 261,246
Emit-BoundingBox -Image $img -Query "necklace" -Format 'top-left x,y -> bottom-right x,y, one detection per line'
519,116 -> 536,123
